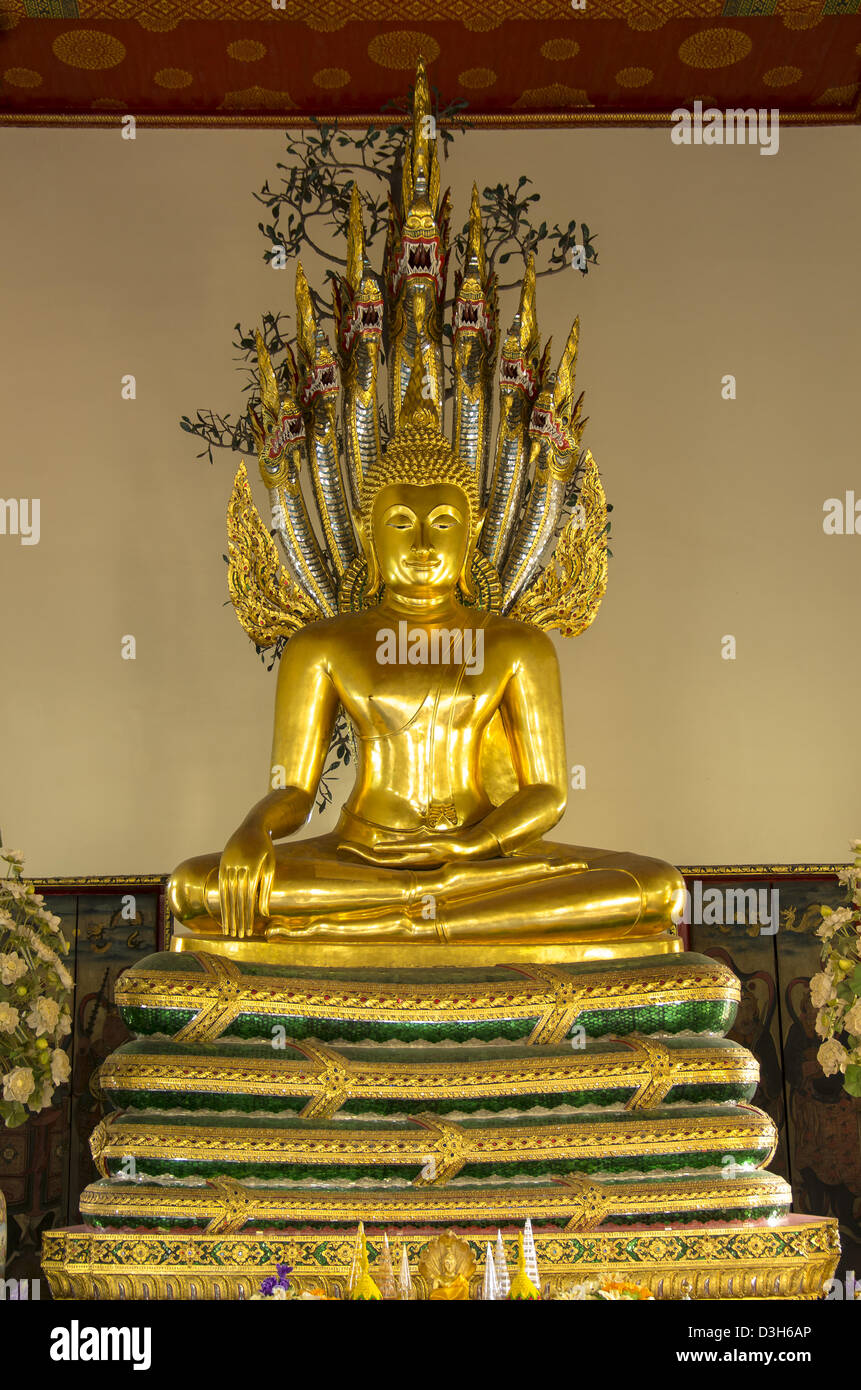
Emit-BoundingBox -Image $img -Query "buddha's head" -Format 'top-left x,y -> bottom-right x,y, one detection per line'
357,350 -> 483,605
369,480 -> 471,601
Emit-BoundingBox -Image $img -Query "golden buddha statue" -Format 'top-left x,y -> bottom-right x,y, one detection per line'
167,58 -> 684,951
420,1231 -> 475,1300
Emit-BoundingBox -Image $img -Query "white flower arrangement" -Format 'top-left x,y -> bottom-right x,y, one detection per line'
811,840 -> 861,1098
551,1278 -> 654,1301
0,849 -> 73,1128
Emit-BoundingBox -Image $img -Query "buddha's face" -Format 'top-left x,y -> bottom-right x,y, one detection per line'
371,482 -> 470,600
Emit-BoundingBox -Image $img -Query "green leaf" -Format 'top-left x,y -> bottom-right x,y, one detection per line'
844,1064 -> 861,1098
0,1099 -> 27,1129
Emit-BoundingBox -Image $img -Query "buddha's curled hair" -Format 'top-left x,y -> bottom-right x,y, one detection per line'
359,345 -> 480,528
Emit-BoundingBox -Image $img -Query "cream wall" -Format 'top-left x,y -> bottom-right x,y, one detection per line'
1,123 -> 859,876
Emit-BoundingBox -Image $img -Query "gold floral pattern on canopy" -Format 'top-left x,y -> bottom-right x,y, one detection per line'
3,67 -> 42,87
458,67 -> 497,89
461,14 -> 506,30
136,11 -> 180,31
227,40 -> 267,63
763,66 -> 803,87
367,30 -> 440,70
540,39 -> 580,60
154,69 -> 193,89
313,68 -> 351,89
615,66 -> 654,87
782,3 -> 822,30
514,84 -> 593,108
218,87 -> 298,111
813,84 -> 860,106
626,10 -> 668,30
678,28 -> 753,69
52,30 -> 127,71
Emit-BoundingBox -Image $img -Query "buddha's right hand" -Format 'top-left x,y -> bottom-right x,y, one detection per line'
218,825 -> 276,938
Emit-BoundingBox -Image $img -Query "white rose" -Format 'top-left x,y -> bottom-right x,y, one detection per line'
1,850 -> 24,866
810,972 -> 837,1008
0,951 -> 27,985
2,1066 -> 35,1103
0,1001 -> 20,1033
51,1048 -> 71,1085
25,996 -> 60,1037
817,907 -> 854,939
817,1039 -> 849,1076
57,1011 -> 72,1038
843,998 -> 861,1036
29,1080 -> 55,1114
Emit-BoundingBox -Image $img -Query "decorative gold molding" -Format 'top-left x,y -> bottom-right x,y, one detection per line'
679,864 -> 846,877
78,1169 -> 792,1232
1,108 -> 859,130
41,1217 -> 841,1301
116,951 -> 740,1042
92,1106 -> 777,1183
100,1039 -> 757,1114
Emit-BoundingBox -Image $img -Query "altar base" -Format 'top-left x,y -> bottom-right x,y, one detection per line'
43,1217 -> 838,1301
42,938 -> 840,1300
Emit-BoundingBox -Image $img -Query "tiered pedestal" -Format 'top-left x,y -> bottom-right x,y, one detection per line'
42,931 -> 839,1299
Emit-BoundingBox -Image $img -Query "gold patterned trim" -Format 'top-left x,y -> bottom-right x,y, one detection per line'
0,0 -> 731,18
41,1217 -> 841,1301
99,1040 -> 757,1115
92,1108 -> 778,1185
2,108 -> 859,130
115,954 -> 740,1042
678,864 -> 847,877
78,1170 -> 792,1234
172,954 -> 244,1043
617,1036 -> 677,1109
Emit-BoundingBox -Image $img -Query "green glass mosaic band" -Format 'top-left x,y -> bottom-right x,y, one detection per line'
115,951 -> 740,1044
78,1170 -> 792,1233
93,1103 -> 776,1184
99,1035 -> 758,1118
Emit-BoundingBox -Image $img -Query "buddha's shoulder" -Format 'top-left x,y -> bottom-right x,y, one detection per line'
284,610 -> 381,655
483,614 -> 558,663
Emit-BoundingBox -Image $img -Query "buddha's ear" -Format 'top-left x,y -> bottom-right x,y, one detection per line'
353,512 -> 381,597
458,512 -> 483,602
